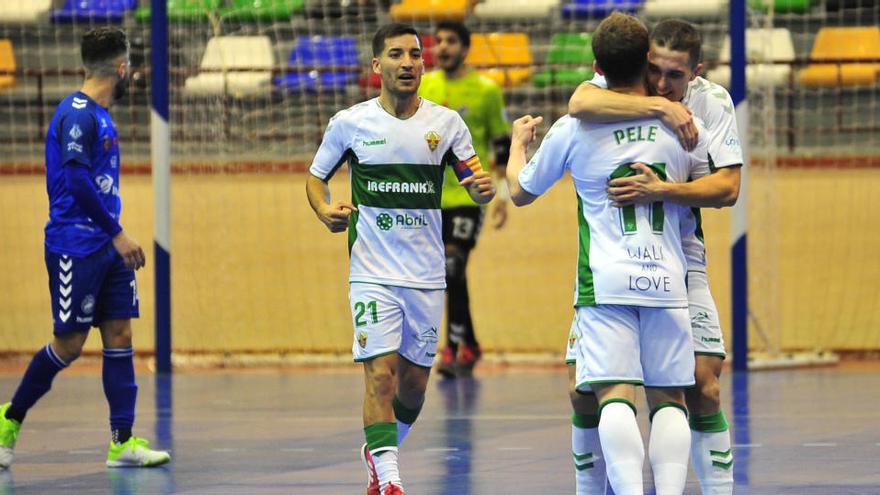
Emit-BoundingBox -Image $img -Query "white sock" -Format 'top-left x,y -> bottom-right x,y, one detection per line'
691,412 -> 734,495
648,406 -> 691,495
371,447 -> 401,490
598,402 -> 644,495
573,422 -> 606,494
397,420 -> 412,446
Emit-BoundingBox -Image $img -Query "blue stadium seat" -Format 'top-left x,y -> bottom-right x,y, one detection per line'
560,0 -> 642,19
51,0 -> 137,23
275,36 -> 360,93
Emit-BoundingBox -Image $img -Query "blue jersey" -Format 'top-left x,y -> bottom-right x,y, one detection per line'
44,92 -> 122,257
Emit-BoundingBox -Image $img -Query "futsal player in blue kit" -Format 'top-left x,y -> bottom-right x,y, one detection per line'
0,27 -> 170,468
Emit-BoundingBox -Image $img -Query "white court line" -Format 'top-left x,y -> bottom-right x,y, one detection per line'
280,448 -> 315,452
732,443 -> 762,448
802,443 -> 837,447
498,447 -> 532,451
68,450 -> 100,455
425,448 -> 459,452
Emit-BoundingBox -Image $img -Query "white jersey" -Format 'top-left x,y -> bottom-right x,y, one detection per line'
519,114 -> 710,307
588,75 -> 744,270
310,97 -> 477,289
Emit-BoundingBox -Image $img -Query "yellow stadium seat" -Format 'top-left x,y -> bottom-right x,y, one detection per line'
799,27 -> 880,87
0,40 -> 16,90
389,0 -> 469,21
466,32 -> 533,88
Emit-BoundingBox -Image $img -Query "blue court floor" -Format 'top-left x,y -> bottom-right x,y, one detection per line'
0,363 -> 877,494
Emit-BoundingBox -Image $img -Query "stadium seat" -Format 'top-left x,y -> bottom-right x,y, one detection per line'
825,0 -> 878,12
390,0 -> 470,22
748,0 -> 812,13
465,33 -> 533,88
707,28 -> 795,88
534,33 -> 594,88
220,0 -> 305,21
473,0 -> 561,20
135,0 -> 222,23
304,0 -> 381,19
51,0 -> 137,23
799,27 -> 880,87
275,36 -> 359,93
643,0 -> 726,18
560,0 -> 643,19
0,40 -> 16,91
0,0 -> 52,23
184,36 -> 275,96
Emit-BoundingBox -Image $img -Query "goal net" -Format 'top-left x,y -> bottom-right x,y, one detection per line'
0,1 -> 876,366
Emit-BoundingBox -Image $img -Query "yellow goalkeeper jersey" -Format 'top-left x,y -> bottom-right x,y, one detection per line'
419,69 -> 510,209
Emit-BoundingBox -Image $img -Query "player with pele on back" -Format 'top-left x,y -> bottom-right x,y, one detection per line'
568,19 -> 743,494
507,13 -> 711,495
305,23 -> 495,495
0,27 -> 170,469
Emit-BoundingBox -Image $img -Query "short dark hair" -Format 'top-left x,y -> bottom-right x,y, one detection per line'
372,23 -> 420,57
435,21 -> 470,49
81,27 -> 128,76
592,13 -> 649,88
650,19 -> 702,69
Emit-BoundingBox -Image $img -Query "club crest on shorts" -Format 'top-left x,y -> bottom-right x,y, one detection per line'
424,131 -> 441,151
81,294 -> 95,315
568,329 -> 577,349
357,330 -> 368,349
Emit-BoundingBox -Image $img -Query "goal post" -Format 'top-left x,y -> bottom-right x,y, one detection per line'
151,0 -> 172,374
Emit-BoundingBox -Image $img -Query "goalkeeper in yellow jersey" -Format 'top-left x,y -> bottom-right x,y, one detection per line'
419,21 -> 511,378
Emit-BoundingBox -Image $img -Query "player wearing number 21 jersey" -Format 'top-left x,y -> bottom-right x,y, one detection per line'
306,24 -> 494,495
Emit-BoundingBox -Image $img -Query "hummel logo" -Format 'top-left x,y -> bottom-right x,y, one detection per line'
72,97 -> 87,110
363,138 -> 386,146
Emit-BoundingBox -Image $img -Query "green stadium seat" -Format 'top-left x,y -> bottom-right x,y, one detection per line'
534,33 -> 594,88
135,0 -> 223,23
748,0 -> 812,14
220,0 -> 305,21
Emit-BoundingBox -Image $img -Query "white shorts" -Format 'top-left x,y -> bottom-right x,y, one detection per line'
349,282 -> 443,368
574,305 -> 695,389
564,271 -> 725,365
687,271 -> 726,358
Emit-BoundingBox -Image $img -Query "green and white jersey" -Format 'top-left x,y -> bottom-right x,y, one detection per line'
310,97 -> 477,290
589,75 -> 744,271
519,114 -> 711,307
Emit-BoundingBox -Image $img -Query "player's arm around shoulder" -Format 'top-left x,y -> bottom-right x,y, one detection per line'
568,79 -> 698,150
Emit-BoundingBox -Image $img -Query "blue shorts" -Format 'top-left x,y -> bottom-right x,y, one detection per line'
46,242 -> 139,333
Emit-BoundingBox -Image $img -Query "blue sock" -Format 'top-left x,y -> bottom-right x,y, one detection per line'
102,348 -> 137,442
8,344 -> 69,422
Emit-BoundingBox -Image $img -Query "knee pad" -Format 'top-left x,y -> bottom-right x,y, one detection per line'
445,250 -> 467,282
